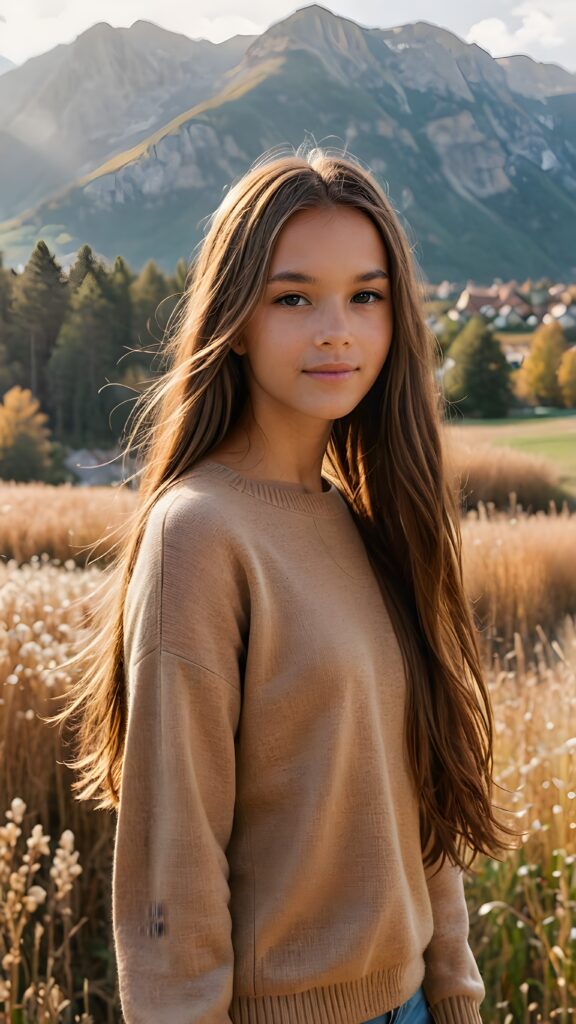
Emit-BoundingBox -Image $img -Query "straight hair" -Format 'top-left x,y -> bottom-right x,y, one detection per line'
44,142 -> 522,876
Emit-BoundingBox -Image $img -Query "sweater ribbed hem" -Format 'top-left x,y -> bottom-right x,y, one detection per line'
230,957 -> 425,1024
429,995 -> 483,1024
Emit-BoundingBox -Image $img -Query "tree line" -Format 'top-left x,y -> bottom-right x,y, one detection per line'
440,314 -> 576,419
0,240 -> 575,482
0,241 -> 187,480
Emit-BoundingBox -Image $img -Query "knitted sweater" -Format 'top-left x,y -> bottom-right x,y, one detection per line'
112,459 -> 486,1024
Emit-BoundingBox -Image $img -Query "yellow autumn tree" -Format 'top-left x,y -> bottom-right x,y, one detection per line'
514,321 -> 566,406
558,346 -> 576,408
0,385 -> 53,481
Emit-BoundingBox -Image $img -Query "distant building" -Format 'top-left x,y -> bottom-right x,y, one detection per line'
441,277 -> 576,329
64,447 -> 135,487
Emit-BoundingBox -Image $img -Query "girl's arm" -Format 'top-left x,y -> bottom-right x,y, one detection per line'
422,852 -> 485,1024
112,490 -> 246,1023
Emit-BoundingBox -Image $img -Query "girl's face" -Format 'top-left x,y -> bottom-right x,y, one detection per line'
233,205 -> 394,446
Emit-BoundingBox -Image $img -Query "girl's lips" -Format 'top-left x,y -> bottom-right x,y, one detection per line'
304,370 -> 357,379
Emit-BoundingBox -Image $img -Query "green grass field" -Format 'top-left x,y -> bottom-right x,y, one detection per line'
444,410 -> 576,500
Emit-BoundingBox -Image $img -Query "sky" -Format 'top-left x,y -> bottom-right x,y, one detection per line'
0,0 -> 575,74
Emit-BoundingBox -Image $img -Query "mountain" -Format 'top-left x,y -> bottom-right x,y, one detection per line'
0,20 -> 256,220
0,55 -> 15,76
495,54 -> 576,100
1,3 -> 575,281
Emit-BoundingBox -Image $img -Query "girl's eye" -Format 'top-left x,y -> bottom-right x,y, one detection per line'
353,291 -> 383,304
274,290 -> 383,307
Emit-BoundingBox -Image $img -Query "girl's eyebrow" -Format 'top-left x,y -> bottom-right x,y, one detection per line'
267,269 -> 389,284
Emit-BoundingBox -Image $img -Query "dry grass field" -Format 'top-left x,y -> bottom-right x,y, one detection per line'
445,413 -> 576,502
2,440 -> 576,1021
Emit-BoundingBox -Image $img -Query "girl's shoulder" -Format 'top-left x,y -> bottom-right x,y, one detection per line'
140,477 -> 238,578
146,464 -> 237,543
125,470 -> 248,665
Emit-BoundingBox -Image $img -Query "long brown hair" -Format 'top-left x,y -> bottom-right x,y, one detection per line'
45,142 -> 522,875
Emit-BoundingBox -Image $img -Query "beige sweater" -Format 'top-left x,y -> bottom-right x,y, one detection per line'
112,459 -> 486,1024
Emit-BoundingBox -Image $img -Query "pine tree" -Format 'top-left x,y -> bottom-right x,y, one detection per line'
129,259 -> 171,355
170,257 -> 189,296
443,315 -> 514,418
0,253 -> 21,394
0,251 -> 13,326
11,241 -> 68,420
47,271 -> 120,447
68,244 -> 101,291
110,256 -> 134,356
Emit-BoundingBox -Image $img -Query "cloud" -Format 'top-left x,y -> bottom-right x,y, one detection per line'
467,0 -> 571,61
0,0 -> 264,63
34,0 -> 69,16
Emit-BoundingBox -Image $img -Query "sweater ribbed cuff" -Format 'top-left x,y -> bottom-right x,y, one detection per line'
429,995 -> 483,1024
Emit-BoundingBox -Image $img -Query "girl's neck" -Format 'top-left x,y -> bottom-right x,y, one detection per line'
206,444 -> 327,495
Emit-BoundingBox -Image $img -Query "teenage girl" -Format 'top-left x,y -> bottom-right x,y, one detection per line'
51,144 -> 519,1024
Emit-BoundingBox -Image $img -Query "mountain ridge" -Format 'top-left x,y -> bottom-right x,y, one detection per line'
0,55 -> 15,75
1,4 -> 575,281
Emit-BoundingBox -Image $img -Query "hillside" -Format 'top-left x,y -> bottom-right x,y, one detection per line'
0,20 -> 256,220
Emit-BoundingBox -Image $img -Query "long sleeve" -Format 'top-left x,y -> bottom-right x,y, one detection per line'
112,488 -> 248,1023
421,852 -> 486,1024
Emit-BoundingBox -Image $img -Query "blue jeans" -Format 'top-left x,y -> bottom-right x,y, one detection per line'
362,985 -> 433,1024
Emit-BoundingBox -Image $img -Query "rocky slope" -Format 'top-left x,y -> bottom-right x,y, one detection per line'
0,20 -> 256,218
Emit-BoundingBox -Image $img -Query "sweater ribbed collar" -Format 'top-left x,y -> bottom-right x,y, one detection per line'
188,459 -> 347,517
